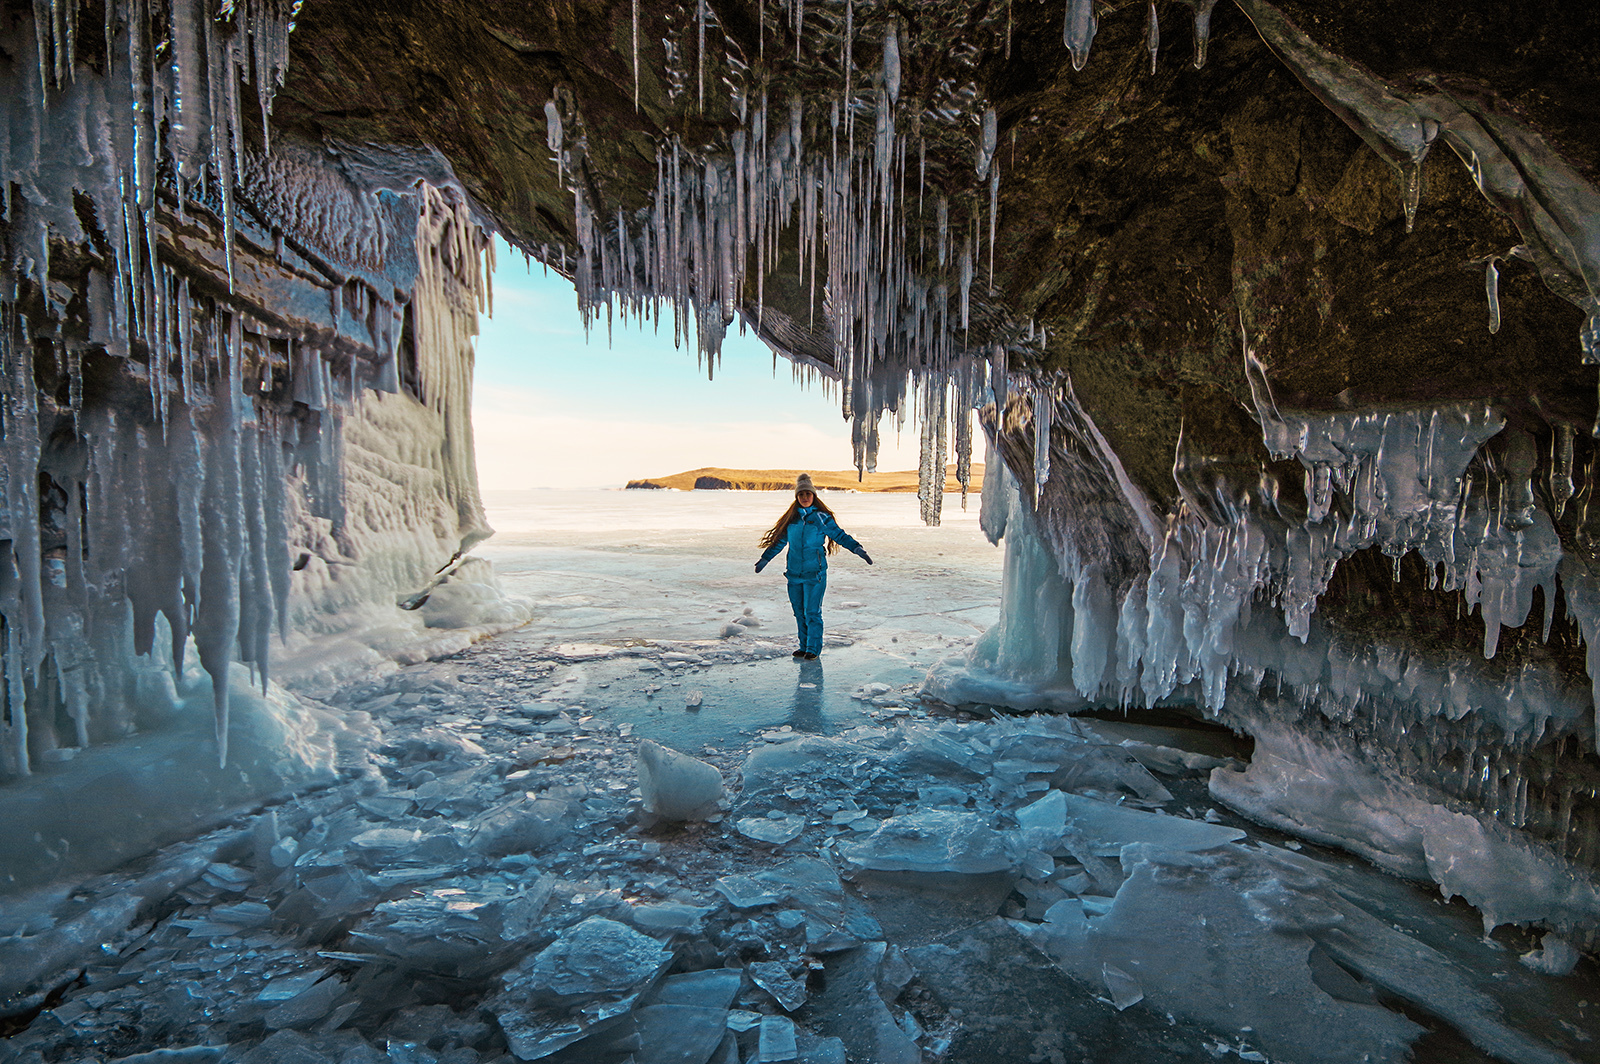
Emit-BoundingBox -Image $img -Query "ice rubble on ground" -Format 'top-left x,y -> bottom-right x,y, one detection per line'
1,647 -> 1584,1064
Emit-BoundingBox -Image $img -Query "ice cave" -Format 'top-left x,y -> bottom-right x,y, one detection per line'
1,0 -> 1598,1062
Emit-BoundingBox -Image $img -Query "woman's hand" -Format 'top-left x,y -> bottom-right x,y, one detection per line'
755,559 -> 767,573
859,550 -> 873,565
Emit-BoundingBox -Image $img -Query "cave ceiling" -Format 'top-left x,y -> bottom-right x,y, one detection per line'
273,0 -> 1600,515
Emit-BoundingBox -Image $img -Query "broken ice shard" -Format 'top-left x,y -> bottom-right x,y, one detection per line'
636,739 -> 725,821
1058,791 -> 1245,855
493,916 -> 674,1059
713,874 -> 783,908
519,916 -> 672,997
747,959 -> 809,1011
758,1015 -> 800,1062
1101,962 -> 1144,1011
838,810 -> 1015,873
737,813 -> 807,845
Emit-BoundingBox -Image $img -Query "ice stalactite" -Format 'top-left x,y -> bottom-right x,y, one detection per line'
1064,0 -> 1098,72
1552,424 -> 1575,518
1146,2 -> 1160,75
1486,257 -> 1502,334
1033,377 -> 1054,499
1184,0 -> 1220,70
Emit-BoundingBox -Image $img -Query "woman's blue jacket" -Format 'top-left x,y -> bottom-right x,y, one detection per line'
757,506 -> 866,577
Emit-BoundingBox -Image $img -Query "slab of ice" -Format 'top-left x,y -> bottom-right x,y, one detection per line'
521,917 -> 673,998
263,974 -> 347,1030
468,796 -> 571,857
257,968 -> 330,1002
746,960 -> 809,1012
1027,844 -> 1424,1064
637,740 -> 726,821
712,874 -> 782,909
840,810 -> 1017,874
758,1015 -> 799,1062
737,815 -> 806,846
810,942 -> 921,1064
647,969 -> 743,1010
751,858 -> 850,927
109,1048 -> 227,1064
349,828 -> 422,853
633,1004 -> 733,1064
493,916 -> 675,1059
1211,723 -> 1600,931
1056,791 -> 1245,856
632,902 -> 714,933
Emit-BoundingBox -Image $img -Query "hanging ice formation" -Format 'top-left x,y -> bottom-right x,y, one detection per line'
1145,2 -> 1160,75
529,0 -> 1039,497
1064,0 -> 1098,72
0,1 -> 495,776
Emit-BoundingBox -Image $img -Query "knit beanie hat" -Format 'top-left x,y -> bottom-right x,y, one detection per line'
794,473 -> 815,495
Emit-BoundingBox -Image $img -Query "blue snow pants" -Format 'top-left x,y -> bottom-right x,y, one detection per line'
787,571 -> 827,654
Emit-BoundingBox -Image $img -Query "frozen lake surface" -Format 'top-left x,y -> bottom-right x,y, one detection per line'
477,490 -> 1003,747
479,488 -> 1002,645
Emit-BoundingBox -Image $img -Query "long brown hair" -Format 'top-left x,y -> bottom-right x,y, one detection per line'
758,493 -> 840,554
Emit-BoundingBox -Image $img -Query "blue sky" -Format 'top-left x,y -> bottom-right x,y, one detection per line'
472,238 -> 918,489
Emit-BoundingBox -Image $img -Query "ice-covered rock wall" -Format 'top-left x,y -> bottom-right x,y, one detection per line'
929,358 -> 1600,932
0,2 -> 516,779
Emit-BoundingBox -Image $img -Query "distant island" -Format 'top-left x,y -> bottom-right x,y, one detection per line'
626,464 -> 985,493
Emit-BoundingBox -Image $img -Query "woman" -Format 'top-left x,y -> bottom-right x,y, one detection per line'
755,474 -> 873,659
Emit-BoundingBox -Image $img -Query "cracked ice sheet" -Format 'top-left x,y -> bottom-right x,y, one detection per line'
1024,841 -> 1581,1064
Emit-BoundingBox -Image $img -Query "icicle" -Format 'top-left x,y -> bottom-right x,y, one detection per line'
1553,423 -> 1575,518
697,0 -> 706,111
1395,160 -> 1420,230
1147,2 -> 1160,74
988,164 -> 999,288
1191,0 -> 1218,69
1064,0 -> 1097,72
1485,258 -> 1501,334
633,0 -> 641,110
883,21 -> 901,106
959,242 -> 973,331
936,195 -> 948,267
1034,379 -> 1053,495
976,107 -> 997,180
545,99 -> 564,182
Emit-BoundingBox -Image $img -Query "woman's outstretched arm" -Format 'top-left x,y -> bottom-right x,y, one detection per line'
819,514 -> 873,564
755,538 -> 785,572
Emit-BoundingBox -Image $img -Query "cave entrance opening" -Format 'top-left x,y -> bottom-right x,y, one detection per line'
463,237 -> 1006,742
